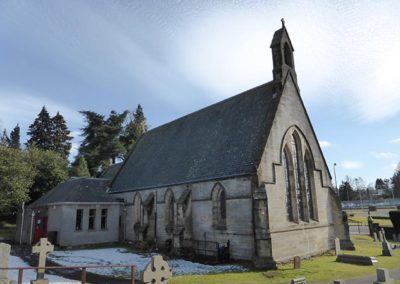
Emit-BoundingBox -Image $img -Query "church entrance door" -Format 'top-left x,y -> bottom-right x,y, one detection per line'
33,216 -> 48,243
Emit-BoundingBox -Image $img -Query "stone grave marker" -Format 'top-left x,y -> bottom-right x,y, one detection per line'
382,240 -> 393,256
142,255 -> 172,284
31,238 -> 54,284
373,232 -> 378,242
373,268 -> 394,284
290,277 -> 306,284
0,243 -> 11,284
393,234 -> 398,242
293,256 -> 301,269
336,254 -> 378,265
378,231 -> 383,242
335,238 -> 341,255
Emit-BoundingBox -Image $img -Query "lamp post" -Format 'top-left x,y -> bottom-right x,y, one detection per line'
333,163 -> 338,195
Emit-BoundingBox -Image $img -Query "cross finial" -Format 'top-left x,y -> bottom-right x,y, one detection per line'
281,18 -> 285,28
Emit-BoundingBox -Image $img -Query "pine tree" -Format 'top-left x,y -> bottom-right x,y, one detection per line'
52,112 -> 73,158
0,129 -> 10,146
70,156 -> 91,177
9,124 -> 21,149
26,106 -> 53,150
121,104 -> 148,156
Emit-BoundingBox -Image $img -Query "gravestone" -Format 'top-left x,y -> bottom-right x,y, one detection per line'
373,232 -> 378,242
382,240 -> 393,256
290,277 -> 306,284
335,238 -> 341,255
333,280 -> 346,284
378,231 -> 383,242
0,243 -> 11,284
31,238 -> 54,284
336,254 -> 378,265
373,268 -> 394,284
381,229 -> 387,241
392,234 -> 397,242
142,255 -> 172,284
293,256 -> 301,269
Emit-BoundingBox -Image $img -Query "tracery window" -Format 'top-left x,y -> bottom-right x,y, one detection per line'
133,193 -> 142,225
281,128 -> 318,223
165,189 -> 175,233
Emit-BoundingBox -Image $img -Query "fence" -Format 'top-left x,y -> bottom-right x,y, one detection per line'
342,198 -> 400,210
1,264 -> 136,284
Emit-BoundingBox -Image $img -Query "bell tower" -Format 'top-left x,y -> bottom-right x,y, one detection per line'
270,19 -> 297,88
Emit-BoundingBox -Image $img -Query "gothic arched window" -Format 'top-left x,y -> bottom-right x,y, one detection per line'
212,183 -> 227,230
304,151 -> 317,220
165,190 -> 175,231
283,149 -> 294,221
291,133 -> 305,221
133,193 -> 142,225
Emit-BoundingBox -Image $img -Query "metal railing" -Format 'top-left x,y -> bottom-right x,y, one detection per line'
1,264 -> 136,284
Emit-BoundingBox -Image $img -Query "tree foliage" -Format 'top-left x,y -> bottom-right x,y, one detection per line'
0,129 -> 10,147
51,112 -> 72,158
121,104 -> 148,156
70,156 -> 91,177
26,107 -> 73,158
79,110 -> 128,176
27,147 -> 69,202
9,124 -> 21,149
391,163 -> 400,198
0,146 -> 35,214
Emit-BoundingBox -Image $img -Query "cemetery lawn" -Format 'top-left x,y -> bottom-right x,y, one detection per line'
0,221 -> 15,240
170,235 -> 400,284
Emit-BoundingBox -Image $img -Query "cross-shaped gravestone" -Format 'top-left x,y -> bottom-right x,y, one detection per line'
0,243 -> 11,283
142,255 -> 172,284
32,238 -> 54,283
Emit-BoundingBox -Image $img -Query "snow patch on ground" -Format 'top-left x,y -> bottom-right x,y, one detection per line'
8,255 -> 79,284
48,248 -> 246,278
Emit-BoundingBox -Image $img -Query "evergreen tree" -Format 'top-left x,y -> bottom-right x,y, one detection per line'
52,112 -> 73,158
121,104 -> 148,156
391,163 -> 400,198
70,156 -> 91,177
9,124 -> 21,149
26,106 -> 53,150
0,129 -> 10,147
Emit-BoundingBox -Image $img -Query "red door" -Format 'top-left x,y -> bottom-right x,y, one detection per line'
33,217 -> 48,243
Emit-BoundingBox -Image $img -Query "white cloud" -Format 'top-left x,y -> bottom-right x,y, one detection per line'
371,152 -> 397,160
390,138 -> 400,144
341,160 -> 364,169
319,140 -> 332,149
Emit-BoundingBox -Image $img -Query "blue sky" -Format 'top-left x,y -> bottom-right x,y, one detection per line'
1,1 -> 400,186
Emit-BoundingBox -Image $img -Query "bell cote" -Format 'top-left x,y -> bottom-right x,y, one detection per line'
270,19 -> 297,87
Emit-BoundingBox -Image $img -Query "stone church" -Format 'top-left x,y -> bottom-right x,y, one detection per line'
108,21 -> 352,268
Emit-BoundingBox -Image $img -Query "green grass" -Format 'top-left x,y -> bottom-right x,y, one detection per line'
346,209 -> 394,227
170,236 -> 400,284
0,221 -> 16,240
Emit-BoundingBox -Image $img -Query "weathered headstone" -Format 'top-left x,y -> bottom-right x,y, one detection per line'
382,241 -> 393,256
373,268 -> 394,284
336,254 -> 378,265
392,234 -> 397,242
335,238 -> 341,255
378,231 -> 383,242
142,255 -> 172,284
333,280 -> 346,284
373,232 -> 378,242
290,277 -> 306,284
0,243 -> 11,284
31,238 -> 54,284
381,229 -> 387,241
293,256 -> 301,269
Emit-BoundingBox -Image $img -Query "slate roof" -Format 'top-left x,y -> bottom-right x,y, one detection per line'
29,178 -> 121,208
110,81 -> 278,193
101,162 -> 122,180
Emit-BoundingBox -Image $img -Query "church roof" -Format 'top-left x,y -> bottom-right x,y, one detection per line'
110,81 -> 278,193
29,178 -> 121,207
101,162 -> 122,179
